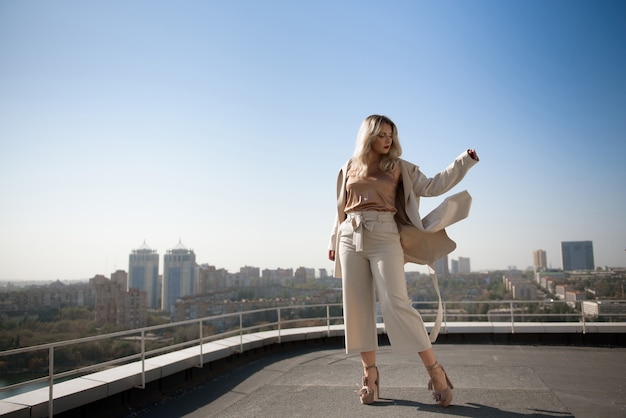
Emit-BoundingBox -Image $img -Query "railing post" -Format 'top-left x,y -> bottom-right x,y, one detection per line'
278,307 -> 282,344
48,346 -> 54,418
239,313 -> 244,353
140,329 -> 146,388
326,304 -> 331,337
510,301 -> 515,334
443,301 -> 447,334
581,303 -> 586,334
198,320 -> 204,367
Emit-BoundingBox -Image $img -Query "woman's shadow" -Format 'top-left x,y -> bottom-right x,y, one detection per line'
371,398 -> 574,418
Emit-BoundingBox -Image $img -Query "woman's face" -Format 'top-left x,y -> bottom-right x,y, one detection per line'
370,123 -> 393,157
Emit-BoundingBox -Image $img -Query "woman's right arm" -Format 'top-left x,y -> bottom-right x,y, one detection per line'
327,163 -> 346,262
328,212 -> 339,260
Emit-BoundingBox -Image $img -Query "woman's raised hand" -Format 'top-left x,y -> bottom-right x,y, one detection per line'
467,149 -> 479,161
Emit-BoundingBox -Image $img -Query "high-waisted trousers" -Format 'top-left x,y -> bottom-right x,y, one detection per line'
338,211 -> 432,354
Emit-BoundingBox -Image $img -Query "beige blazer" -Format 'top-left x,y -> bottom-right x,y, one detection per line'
329,151 -> 478,279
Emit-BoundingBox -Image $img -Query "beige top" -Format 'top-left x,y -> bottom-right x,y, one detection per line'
344,165 -> 401,213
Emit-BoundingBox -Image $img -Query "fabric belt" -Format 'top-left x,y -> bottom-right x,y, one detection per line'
345,211 -> 394,252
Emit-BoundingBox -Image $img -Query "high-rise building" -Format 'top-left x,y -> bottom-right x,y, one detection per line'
294,267 -> 315,284
261,268 -> 293,286
162,240 -> 197,313
434,255 -> 449,276
561,241 -> 594,271
450,259 -> 459,274
90,274 -> 147,328
197,264 -> 216,294
533,249 -> 547,272
129,241 -> 159,308
111,269 -> 128,290
458,257 -> 471,273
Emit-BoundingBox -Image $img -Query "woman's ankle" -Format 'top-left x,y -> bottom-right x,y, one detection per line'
428,366 -> 447,390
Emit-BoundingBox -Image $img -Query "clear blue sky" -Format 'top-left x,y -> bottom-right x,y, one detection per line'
1,0 -> 625,281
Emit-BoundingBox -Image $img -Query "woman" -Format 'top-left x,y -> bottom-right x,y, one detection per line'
328,114 -> 479,406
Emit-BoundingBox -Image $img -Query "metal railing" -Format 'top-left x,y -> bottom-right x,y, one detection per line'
414,299 -> 626,334
0,299 -> 624,416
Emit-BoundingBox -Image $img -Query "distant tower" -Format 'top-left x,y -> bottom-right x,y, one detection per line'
561,241 -> 594,271
434,255 -> 449,276
533,249 -> 547,272
458,257 -> 471,274
162,240 -> 197,313
111,269 -> 128,289
450,259 -> 459,274
129,241 -> 159,308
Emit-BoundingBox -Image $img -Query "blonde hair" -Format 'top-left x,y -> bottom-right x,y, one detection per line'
350,114 -> 402,179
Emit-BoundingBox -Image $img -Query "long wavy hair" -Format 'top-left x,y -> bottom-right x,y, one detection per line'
350,114 -> 402,179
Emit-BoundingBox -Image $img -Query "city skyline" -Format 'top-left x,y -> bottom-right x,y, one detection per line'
1,1 -> 625,281
9,238 -> 607,284
0,240 -> 620,286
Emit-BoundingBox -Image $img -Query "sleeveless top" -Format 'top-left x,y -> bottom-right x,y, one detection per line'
344,164 -> 400,213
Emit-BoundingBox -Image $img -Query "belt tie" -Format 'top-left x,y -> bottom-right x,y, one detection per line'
348,213 -> 375,252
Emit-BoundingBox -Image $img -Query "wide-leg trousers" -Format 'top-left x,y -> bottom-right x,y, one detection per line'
338,211 -> 432,354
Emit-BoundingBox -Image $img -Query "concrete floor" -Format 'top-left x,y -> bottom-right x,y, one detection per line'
125,343 -> 626,418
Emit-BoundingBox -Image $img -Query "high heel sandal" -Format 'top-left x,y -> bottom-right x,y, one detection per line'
426,361 -> 454,407
359,364 -> 379,404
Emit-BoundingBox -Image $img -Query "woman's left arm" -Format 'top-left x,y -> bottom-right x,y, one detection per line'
410,149 -> 480,197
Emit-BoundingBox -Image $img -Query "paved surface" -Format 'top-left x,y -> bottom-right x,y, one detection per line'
127,343 -> 626,418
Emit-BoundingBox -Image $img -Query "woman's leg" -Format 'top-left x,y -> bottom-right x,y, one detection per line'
418,348 -> 447,391
361,351 -> 376,368
339,225 -> 378,354
339,218 -> 379,401
368,229 -> 432,354
366,221 -> 452,404
341,251 -> 378,397
419,347 -> 454,406
360,350 -> 378,400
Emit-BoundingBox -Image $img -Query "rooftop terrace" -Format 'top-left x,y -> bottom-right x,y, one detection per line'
1,302 -> 625,418
130,341 -> 626,418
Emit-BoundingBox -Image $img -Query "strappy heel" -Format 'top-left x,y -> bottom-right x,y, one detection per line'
426,361 -> 454,407
359,364 -> 379,404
